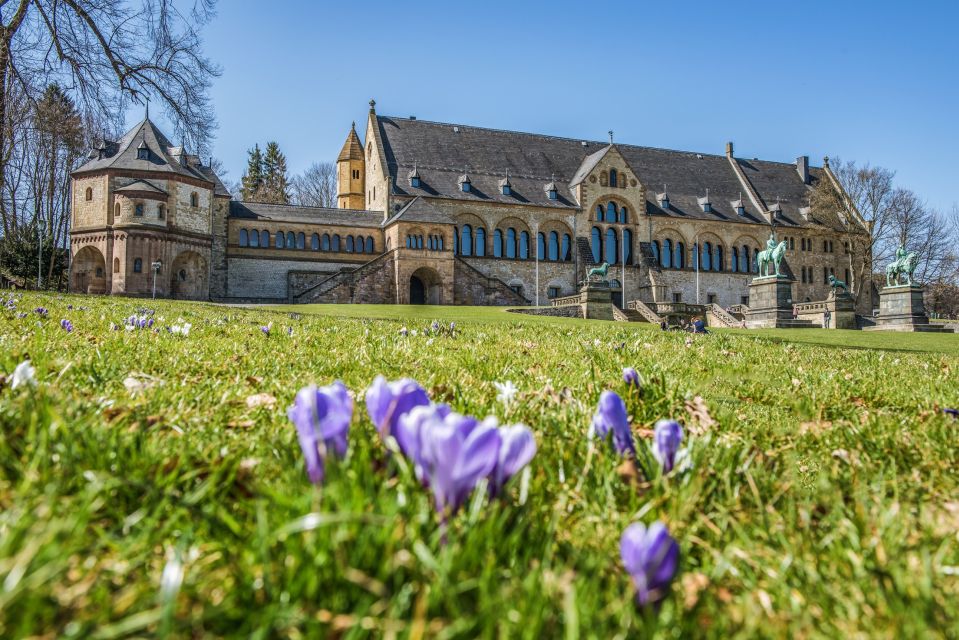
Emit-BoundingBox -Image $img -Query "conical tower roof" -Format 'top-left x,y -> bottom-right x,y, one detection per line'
338,122 -> 364,162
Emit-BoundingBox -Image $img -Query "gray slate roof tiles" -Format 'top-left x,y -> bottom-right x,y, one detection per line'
230,201 -> 384,228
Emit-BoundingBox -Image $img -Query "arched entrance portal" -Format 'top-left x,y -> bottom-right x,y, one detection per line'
170,251 -> 208,300
72,246 -> 106,294
409,267 -> 442,305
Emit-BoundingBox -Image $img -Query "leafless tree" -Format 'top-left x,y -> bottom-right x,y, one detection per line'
0,0 -> 221,235
292,161 -> 337,208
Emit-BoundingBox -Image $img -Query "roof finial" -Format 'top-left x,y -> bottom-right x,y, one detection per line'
369,98 -> 376,111
351,120 -> 356,130
145,97 -> 150,120
608,130 -> 614,145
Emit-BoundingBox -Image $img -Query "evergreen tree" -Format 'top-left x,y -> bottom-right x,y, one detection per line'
240,144 -> 264,201
262,141 -> 290,204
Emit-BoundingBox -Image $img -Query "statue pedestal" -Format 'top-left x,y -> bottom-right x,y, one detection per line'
864,285 -> 947,332
744,276 -> 802,329
580,282 -> 614,321
826,292 -> 857,330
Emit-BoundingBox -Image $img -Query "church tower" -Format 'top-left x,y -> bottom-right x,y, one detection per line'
337,122 -> 365,209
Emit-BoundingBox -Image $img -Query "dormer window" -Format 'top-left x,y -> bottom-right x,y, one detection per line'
408,166 -> 421,188
698,195 -> 712,213
658,192 -> 669,209
458,173 -> 471,193
731,197 -> 746,216
137,139 -> 149,160
544,180 -> 558,201
499,173 -> 512,196
769,202 -> 782,219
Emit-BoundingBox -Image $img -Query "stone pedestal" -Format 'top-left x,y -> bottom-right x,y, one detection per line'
826,292 -> 857,329
580,282 -> 614,321
744,276 -> 798,329
865,285 -> 947,332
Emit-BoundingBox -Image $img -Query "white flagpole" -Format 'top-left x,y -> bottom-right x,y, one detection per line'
535,222 -> 540,306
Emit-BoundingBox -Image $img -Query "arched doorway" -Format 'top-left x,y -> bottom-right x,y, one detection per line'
72,246 -> 106,294
170,251 -> 208,300
409,267 -> 442,305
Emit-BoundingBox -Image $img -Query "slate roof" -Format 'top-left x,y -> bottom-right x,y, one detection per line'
114,179 -> 167,195
230,201 -> 384,228
383,196 -> 450,226
74,117 -> 231,198
375,115 -> 829,228
338,125 -> 364,162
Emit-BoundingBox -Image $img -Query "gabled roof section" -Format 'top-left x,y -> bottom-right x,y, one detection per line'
374,113 -> 831,229
338,123 -> 364,162
73,117 -> 230,197
114,179 -> 167,195
383,196 -> 450,226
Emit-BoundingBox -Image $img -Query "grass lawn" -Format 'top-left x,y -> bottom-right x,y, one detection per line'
2,293 -> 958,638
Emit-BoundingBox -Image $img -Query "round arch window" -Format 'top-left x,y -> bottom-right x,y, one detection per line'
179,269 -> 187,282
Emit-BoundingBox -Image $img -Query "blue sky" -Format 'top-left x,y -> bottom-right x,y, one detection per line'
134,0 -> 958,210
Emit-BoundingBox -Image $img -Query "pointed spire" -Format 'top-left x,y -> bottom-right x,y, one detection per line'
338,123 -> 364,162
145,97 -> 149,120
608,130 -> 614,145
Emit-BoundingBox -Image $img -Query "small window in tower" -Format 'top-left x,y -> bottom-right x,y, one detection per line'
85,187 -> 93,201
190,192 -> 199,207
157,204 -> 165,219
135,203 -> 144,216
137,147 -> 149,160
134,258 -> 143,273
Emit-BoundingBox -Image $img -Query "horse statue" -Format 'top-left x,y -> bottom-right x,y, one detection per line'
587,262 -> 610,281
757,240 -> 788,278
885,248 -> 919,287
827,274 -> 848,295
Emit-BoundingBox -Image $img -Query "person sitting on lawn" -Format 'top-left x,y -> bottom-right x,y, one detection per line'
692,317 -> 709,334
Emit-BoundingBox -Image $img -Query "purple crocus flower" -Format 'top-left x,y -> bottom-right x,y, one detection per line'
67,304 -> 73,310
16,312 -> 27,319
60,319 -> 73,332
945,408 -> 958,419
622,367 -> 641,388
395,402 -> 454,479
620,521 -> 680,606
431,320 -> 440,333
591,390 -> 636,456
417,411 -> 500,516
35,307 -> 48,317
260,323 -> 271,336
490,423 -> 536,497
398,326 -> 408,337
652,420 -> 683,474
287,381 -> 353,484
365,375 -> 430,439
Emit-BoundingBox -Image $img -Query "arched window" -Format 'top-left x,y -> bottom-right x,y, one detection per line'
135,204 -> 144,217
260,230 -> 270,248
113,258 -> 120,273
322,234 -> 330,251
674,242 -> 684,269
239,229 -> 248,247
114,203 -> 120,218
85,187 -> 93,201
605,228 -> 618,265
276,231 -> 285,249
346,236 -> 354,252
190,192 -> 199,207
702,242 -> 712,271
548,231 -> 559,261
158,204 -> 165,219
609,169 -> 618,187
731,247 -> 739,272
562,234 -> 572,261
355,235 -> 365,253
366,236 -> 374,253
287,231 -> 295,248
519,230 -> 530,259
537,232 -> 546,260
493,229 -> 503,257
752,249 -> 759,273
311,234 -> 320,251
418,235 -> 425,249
453,226 -> 459,254
461,225 -> 473,257
506,228 -> 517,259
296,233 -> 305,249
475,227 -> 486,256
662,239 -> 672,268
620,206 -> 628,224
714,245 -> 723,271
742,246 -> 750,273
133,258 -> 143,273
606,201 -> 618,223
591,227 -> 603,263
595,204 -> 604,221
652,240 -> 660,265
250,229 -> 260,248
407,235 -> 413,249
332,235 -> 341,252
623,229 -> 633,264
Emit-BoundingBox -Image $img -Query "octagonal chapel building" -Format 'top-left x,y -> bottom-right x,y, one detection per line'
70,102 -> 868,311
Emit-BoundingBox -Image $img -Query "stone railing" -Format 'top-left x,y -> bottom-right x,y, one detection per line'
612,306 -> 629,322
650,302 -> 707,316
793,300 -> 827,314
293,251 -> 392,303
708,303 -> 741,328
550,294 -> 580,307
627,299 -> 664,324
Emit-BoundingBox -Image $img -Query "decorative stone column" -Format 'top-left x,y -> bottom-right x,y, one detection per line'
580,282 -> 614,320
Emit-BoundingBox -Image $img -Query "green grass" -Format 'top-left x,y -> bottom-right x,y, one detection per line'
2,293 -> 958,638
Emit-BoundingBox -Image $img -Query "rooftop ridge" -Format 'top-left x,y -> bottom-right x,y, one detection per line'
378,114 -> 822,169
233,200 -> 382,215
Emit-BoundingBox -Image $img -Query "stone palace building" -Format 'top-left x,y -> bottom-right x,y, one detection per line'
69,101 -> 869,312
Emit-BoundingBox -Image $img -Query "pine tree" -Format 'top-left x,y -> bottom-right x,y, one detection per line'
262,141 -> 290,204
240,144 -> 264,201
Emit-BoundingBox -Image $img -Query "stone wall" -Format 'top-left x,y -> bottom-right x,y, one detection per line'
227,256 -> 359,299
209,197 -> 230,299
173,182 -> 212,234
454,258 -> 530,306
298,252 -> 398,304
72,175 -> 109,228
509,305 -> 581,318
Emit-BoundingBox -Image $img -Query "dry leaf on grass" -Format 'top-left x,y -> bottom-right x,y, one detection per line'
245,393 -> 277,409
684,395 -> 718,436
123,372 -> 161,396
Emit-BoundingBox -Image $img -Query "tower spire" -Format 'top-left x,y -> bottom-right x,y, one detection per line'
145,97 -> 150,120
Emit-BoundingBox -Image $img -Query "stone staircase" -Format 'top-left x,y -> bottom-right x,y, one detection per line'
294,251 -> 392,304
707,303 -> 742,328
614,307 -> 649,323
626,299 -> 664,324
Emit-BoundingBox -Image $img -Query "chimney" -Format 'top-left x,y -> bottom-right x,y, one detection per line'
725,141 -> 734,157
797,155 -> 809,184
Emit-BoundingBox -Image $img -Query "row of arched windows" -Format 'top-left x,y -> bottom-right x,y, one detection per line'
238,228 -> 375,253
594,201 -> 629,224
650,241 -> 761,274
591,227 -> 634,265
453,225 -> 573,261
406,234 -> 446,250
